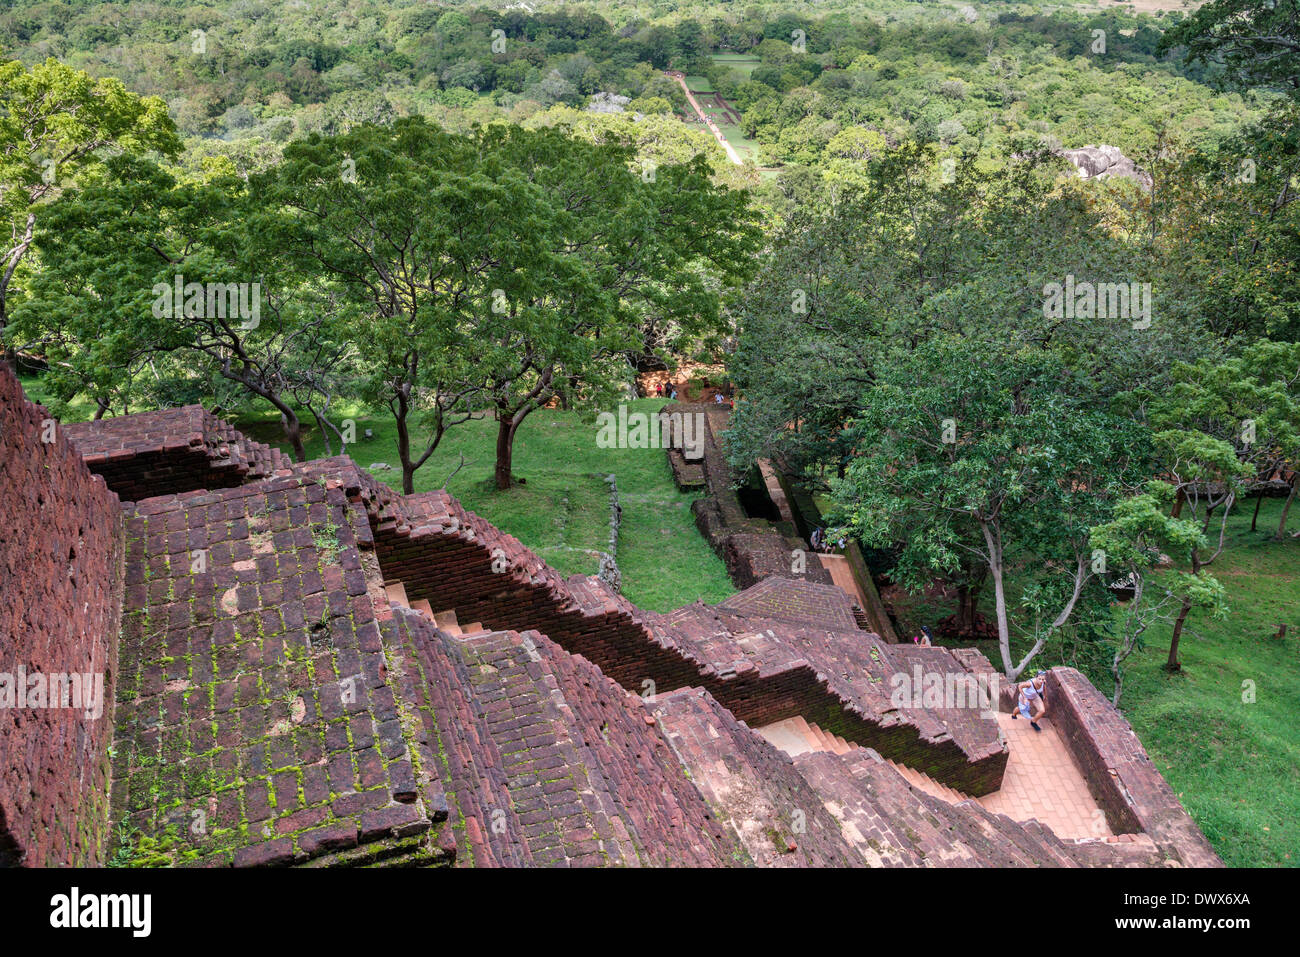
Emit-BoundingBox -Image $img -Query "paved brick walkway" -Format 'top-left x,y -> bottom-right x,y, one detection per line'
758,712 -> 1115,842
817,553 -> 869,611
978,712 -> 1113,840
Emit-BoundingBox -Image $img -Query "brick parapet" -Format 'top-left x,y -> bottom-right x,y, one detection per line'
1,366 -> 124,866
1045,668 -> 1222,867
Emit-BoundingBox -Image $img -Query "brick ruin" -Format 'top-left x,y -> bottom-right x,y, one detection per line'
0,365 -> 1221,867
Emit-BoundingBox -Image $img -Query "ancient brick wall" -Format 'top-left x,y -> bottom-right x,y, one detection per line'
0,366 -> 124,866
1044,668 -> 1222,866
332,470 -> 1008,795
63,406 -> 291,503
670,402 -> 833,590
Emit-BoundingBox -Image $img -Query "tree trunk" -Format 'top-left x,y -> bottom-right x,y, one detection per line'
981,523 -> 1014,678
1166,594 -> 1191,672
394,402 -> 415,495
279,410 -> 307,463
311,407 -> 333,457
0,309 -> 13,376
1171,487 -> 1185,518
955,583 -> 974,633
494,415 -> 517,490
954,581 -> 982,634
1251,489 -> 1264,531
1275,475 -> 1297,541
93,398 -> 109,421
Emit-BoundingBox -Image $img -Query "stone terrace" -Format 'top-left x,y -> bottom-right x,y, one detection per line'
0,376 -> 1223,868
64,406 -> 292,503
297,458 -> 1009,796
109,473 -> 445,866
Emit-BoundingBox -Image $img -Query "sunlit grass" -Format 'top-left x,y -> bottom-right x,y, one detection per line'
233,397 -> 735,613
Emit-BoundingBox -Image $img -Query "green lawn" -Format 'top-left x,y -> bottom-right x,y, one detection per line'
711,53 -> 761,77
886,497 -> 1300,867
229,395 -> 736,613
1114,498 -> 1299,867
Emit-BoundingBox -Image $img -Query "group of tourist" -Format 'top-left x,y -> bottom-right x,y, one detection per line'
646,382 -> 734,408
808,526 -> 845,553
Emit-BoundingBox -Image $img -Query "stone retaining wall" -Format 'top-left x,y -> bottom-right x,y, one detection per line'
1044,668 -> 1221,867
0,367 -> 124,866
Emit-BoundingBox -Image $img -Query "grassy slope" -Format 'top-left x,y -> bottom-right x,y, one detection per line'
1114,498 -> 1299,867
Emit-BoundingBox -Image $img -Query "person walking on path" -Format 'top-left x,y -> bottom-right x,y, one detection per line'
1012,671 -> 1049,731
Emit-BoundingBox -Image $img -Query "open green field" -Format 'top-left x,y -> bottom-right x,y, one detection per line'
887,496 -> 1300,867
711,52 -> 761,76
684,75 -> 714,93
21,374 -> 734,613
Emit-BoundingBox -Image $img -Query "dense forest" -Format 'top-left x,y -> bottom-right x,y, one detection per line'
0,0 -> 1264,178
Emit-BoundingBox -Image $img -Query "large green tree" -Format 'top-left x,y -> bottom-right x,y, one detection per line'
727,143 -> 1195,488
12,155 -> 352,459
0,58 -> 179,369
1134,340 -> 1300,669
832,337 -> 1153,679
270,117 -> 759,491
1160,0 -> 1300,95
1090,483 -> 1226,706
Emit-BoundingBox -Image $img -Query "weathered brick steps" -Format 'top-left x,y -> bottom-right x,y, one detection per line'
650,602 -> 1007,795
651,689 -> 863,866
666,449 -> 705,490
382,609 -> 742,866
652,686 -> 1161,867
793,749 -> 1164,867
4,391 -> 1225,869
323,464 -> 1007,795
106,474 -> 446,867
64,405 -> 292,503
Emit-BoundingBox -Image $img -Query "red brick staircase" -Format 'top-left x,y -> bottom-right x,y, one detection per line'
757,717 -> 973,804
384,579 -> 488,637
